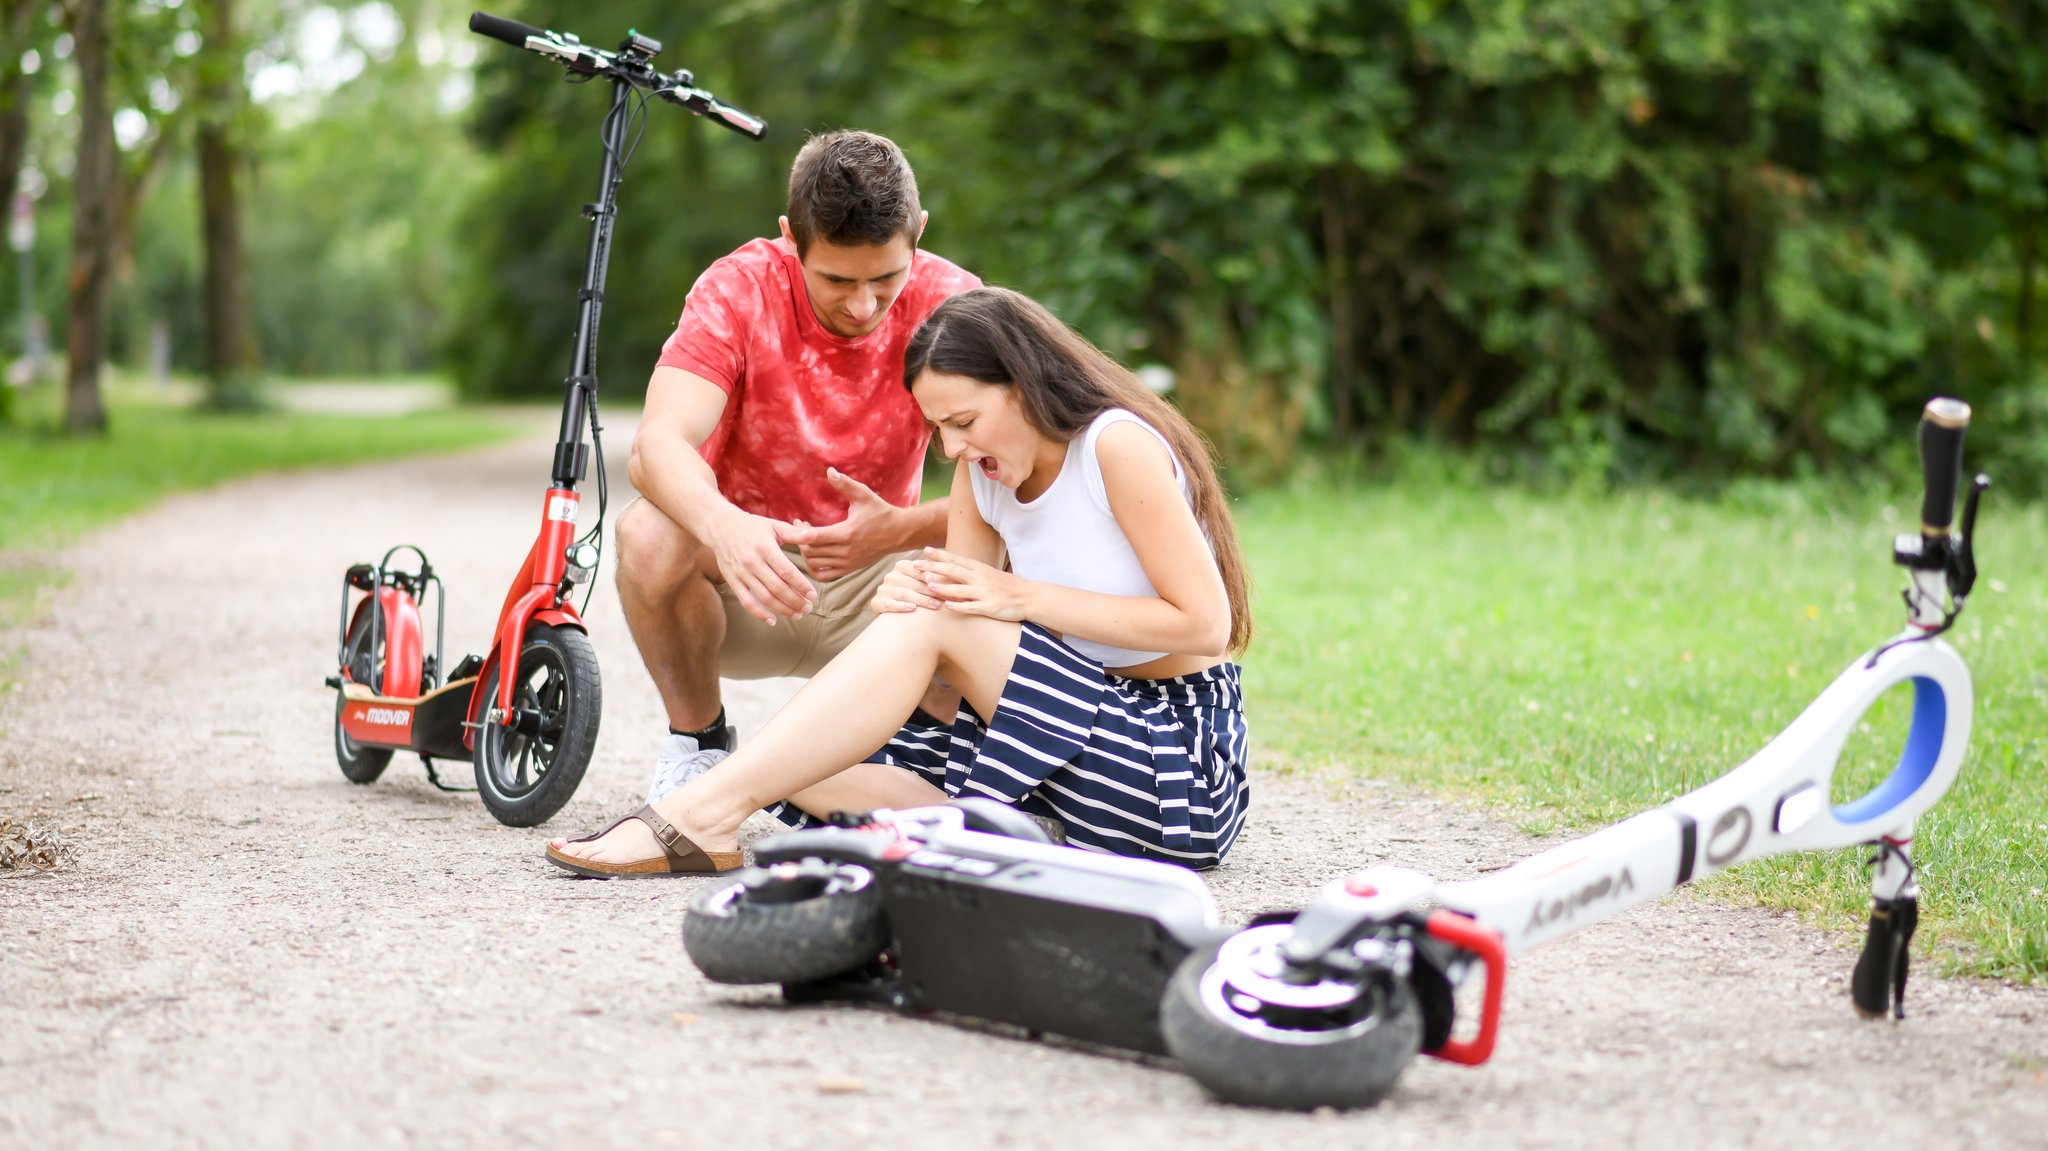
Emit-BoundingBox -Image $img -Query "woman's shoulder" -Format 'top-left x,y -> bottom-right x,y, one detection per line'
1084,409 -> 1184,511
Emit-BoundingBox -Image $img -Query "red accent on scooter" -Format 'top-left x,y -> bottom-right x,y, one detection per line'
341,590 -> 425,699
467,489 -> 587,730
1423,910 -> 1508,1066
339,699 -> 415,743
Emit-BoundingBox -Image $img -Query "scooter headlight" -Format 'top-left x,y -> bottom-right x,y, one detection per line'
564,542 -> 600,584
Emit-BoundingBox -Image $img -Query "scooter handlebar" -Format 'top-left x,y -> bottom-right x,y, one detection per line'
469,11 -> 545,49
660,86 -> 769,140
1917,397 -> 1971,537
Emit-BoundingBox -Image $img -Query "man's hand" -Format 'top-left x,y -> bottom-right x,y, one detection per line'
917,547 -> 1031,621
787,467 -> 906,581
704,506 -> 817,625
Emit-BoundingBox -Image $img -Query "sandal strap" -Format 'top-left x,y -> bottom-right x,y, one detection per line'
631,805 -> 715,871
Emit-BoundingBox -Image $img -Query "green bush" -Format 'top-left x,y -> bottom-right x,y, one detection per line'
449,0 -> 2048,490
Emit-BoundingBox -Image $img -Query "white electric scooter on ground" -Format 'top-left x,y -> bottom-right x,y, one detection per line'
681,398 -> 1989,1111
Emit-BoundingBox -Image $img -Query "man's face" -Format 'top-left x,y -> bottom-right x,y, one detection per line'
783,214 -> 925,339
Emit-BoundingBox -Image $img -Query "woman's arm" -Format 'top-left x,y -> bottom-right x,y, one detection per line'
943,457 -> 1005,567
872,459 -> 1005,614
918,422 -> 1230,657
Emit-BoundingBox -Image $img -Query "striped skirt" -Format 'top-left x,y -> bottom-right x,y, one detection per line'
765,622 -> 1251,869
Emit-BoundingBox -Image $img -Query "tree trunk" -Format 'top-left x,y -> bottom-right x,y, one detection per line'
0,0 -> 33,213
195,0 -> 259,407
63,0 -> 113,435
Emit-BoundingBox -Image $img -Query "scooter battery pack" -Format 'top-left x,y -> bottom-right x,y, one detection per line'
867,830 -> 1224,1054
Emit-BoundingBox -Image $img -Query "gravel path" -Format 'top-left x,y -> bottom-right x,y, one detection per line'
2,413 -> 2042,1149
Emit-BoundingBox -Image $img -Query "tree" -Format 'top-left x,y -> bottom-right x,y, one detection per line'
193,0 -> 259,407
0,0 -> 35,214
61,0 -> 114,434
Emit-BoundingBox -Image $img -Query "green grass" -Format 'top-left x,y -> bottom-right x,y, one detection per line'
1237,474 -> 2048,981
0,384 -> 525,627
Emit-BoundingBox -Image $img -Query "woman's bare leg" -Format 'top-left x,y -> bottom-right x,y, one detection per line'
783,761 -> 950,819
551,608 -> 1020,863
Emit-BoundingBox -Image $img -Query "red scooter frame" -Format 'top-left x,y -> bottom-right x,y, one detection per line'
323,12 -> 766,826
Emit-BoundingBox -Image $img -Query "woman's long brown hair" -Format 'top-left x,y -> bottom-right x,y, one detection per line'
905,287 -> 1253,655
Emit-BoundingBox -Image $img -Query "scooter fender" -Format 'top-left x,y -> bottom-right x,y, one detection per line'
343,587 -> 425,699
461,604 -> 585,752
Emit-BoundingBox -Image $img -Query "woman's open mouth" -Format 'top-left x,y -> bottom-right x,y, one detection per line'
977,455 -> 1000,481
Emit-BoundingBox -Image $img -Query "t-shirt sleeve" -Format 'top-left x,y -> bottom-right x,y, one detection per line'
656,259 -> 755,393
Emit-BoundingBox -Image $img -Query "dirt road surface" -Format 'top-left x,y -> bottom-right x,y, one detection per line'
3,413 -> 2043,1149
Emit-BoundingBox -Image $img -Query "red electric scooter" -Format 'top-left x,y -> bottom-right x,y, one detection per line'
322,12 -> 767,826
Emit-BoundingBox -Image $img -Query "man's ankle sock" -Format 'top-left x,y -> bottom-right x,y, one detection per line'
669,709 -> 733,752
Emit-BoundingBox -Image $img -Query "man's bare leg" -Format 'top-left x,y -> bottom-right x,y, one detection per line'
550,607 -> 1021,862
613,497 -> 726,732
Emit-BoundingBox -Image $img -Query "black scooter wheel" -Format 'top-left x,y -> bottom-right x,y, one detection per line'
472,624 -> 601,827
1161,924 -> 1422,1110
334,608 -> 393,784
333,692 -> 393,784
683,860 -> 886,985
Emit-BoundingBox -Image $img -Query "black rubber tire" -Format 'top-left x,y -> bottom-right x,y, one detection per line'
333,692 -> 392,784
334,608 -> 393,784
472,624 -> 600,827
682,861 -> 887,985
1160,928 -> 1423,1110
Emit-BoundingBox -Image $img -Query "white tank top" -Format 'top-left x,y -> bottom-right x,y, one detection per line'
969,408 -> 1195,667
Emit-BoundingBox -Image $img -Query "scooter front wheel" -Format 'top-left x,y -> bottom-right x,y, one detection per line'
473,624 -> 601,826
1160,923 -> 1422,1110
683,859 -> 887,985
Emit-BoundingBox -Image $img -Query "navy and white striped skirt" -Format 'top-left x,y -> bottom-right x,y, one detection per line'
765,622 -> 1251,869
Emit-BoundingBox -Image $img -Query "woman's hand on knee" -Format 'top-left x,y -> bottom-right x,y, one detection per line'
917,548 -> 1030,622
871,559 -> 942,614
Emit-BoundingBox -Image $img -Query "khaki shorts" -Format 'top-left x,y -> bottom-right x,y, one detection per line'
717,546 -> 909,679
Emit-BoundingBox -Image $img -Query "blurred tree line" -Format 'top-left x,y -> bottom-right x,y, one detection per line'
7,0 -> 2046,489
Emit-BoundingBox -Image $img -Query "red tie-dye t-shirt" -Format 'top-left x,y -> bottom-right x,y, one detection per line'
656,236 -> 980,527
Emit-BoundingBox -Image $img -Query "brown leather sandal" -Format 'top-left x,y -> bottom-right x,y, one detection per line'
545,805 -> 745,879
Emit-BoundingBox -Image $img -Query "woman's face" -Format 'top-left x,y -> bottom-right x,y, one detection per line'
911,369 -> 1053,491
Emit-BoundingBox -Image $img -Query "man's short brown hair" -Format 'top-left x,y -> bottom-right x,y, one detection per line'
786,130 -> 922,256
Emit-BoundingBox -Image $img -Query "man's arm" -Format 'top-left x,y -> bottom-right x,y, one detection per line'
629,365 -> 816,624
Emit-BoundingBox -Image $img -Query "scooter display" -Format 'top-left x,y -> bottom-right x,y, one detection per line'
680,398 -> 1989,1109
323,12 -> 766,826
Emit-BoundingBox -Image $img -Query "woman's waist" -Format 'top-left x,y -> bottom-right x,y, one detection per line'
1102,654 -> 1242,706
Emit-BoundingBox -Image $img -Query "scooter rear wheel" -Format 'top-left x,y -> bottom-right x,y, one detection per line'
334,607 -> 394,784
333,692 -> 393,784
1160,923 -> 1422,1110
472,624 -> 601,827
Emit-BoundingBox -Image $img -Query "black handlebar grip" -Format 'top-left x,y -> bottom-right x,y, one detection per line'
1917,397 -> 1971,536
470,11 -> 546,47
704,98 -> 769,141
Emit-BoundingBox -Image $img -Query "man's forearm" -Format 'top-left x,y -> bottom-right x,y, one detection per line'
633,439 -> 738,541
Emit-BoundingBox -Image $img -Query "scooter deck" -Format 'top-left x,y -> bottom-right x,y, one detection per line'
335,676 -> 478,760
758,827 -> 1226,1055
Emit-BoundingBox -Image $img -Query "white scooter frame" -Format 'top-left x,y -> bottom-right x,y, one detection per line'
1167,398 -> 1989,1104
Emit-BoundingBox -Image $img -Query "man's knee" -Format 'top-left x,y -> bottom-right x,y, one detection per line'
615,499 -> 709,591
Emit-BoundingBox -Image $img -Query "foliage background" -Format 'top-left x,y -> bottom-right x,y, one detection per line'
11,0 -> 2045,487
440,0 -> 2048,489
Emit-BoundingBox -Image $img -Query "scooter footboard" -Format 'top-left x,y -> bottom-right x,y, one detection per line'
777,828 -> 1226,1054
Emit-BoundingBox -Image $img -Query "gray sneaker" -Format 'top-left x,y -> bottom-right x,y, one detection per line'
645,732 -> 731,805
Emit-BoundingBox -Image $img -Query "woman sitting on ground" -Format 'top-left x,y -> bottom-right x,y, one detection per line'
547,286 -> 1253,873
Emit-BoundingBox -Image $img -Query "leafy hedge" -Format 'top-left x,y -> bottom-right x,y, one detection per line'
449,0 -> 2048,487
